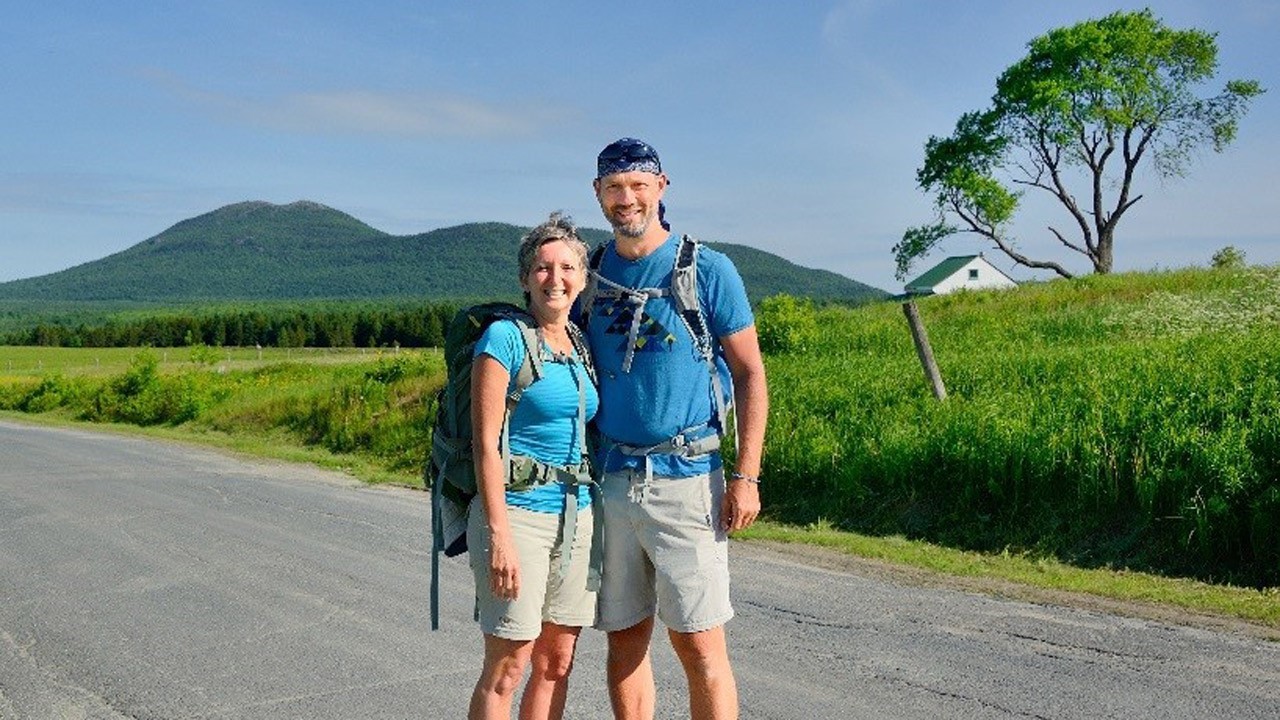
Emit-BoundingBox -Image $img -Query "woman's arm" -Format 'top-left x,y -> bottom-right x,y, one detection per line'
471,354 -> 521,600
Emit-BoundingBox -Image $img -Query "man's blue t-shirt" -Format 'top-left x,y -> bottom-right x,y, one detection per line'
583,232 -> 754,477
473,320 -> 598,513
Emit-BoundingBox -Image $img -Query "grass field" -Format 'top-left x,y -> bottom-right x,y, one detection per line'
0,345 -> 403,379
757,265 -> 1280,589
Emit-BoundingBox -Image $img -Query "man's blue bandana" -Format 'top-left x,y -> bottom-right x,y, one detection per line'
597,137 -> 662,179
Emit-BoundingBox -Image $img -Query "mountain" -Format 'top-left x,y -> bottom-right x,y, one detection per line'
0,201 -> 887,304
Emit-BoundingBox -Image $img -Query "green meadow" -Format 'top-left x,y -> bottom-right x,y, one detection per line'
759,265 -> 1280,591
3,264 -> 1278,625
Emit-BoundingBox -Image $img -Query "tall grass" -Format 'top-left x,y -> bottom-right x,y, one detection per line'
758,265 -> 1280,587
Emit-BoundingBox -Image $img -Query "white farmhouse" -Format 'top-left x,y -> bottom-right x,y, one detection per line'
903,254 -> 1017,296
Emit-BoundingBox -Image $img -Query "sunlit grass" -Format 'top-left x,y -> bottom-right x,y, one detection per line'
755,264 -> 1280,589
0,345 -> 391,377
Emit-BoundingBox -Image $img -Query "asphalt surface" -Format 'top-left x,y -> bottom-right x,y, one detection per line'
2,419 -> 1278,719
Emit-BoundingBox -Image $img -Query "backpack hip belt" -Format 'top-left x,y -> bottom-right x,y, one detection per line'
603,423 -> 722,484
505,452 -> 602,594
506,454 -> 592,490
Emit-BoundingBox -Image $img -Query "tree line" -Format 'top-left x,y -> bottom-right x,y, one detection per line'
1,303 -> 461,349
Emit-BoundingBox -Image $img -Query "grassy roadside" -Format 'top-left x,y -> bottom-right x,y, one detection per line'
5,409 -> 1276,637
738,519 -> 1280,635
0,409 -> 423,487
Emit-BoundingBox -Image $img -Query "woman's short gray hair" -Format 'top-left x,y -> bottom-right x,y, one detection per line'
517,211 -> 590,283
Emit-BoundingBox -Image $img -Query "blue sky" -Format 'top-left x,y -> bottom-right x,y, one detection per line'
2,1 -> 1276,292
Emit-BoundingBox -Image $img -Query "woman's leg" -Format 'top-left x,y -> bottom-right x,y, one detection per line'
467,503 -> 552,718
517,620 -> 583,717
518,622 -> 582,720
469,633 -> 534,720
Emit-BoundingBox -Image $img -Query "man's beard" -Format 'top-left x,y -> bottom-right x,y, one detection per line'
608,207 -> 653,238
612,216 -> 649,238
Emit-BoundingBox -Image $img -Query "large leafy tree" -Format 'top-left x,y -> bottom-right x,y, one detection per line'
895,10 -> 1263,280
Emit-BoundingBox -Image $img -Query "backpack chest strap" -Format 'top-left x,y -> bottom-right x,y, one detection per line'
591,278 -> 671,373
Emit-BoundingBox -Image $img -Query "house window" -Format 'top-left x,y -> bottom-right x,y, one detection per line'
968,268 -> 979,280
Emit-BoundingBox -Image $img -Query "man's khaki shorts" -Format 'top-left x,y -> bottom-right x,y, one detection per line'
467,500 -> 596,641
595,467 -> 733,634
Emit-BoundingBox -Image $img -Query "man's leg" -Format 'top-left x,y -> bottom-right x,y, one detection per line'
599,469 -> 658,719
607,616 -> 657,720
668,625 -> 738,720
645,470 -> 736,718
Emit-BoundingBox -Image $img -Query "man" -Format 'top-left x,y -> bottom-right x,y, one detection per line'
579,137 -> 768,720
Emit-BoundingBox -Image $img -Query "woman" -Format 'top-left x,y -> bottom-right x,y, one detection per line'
467,212 -> 598,720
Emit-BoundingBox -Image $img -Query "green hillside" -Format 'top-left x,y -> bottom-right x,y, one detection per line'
0,200 -> 885,305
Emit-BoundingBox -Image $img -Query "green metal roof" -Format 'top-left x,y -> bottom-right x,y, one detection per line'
904,255 -> 979,291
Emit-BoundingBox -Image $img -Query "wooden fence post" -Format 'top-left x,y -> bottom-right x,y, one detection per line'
902,300 -> 947,401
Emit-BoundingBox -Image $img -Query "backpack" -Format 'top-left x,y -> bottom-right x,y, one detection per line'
428,301 -> 596,630
577,235 -> 731,470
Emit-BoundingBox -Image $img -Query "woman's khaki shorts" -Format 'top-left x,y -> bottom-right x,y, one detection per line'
595,468 -> 733,634
467,500 -> 596,641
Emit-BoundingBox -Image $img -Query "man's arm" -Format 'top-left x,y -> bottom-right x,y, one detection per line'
720,324 -> 767,532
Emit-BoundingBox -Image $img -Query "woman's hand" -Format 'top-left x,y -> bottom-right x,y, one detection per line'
487,531 -> 521,600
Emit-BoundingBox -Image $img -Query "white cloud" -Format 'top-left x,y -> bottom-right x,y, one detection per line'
260,90 -> 558,138
143,68 -> 570,139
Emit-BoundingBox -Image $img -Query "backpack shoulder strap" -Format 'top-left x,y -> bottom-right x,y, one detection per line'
499,310 -> 544,402
589,242 -> 607,271
671,235 -> 711,360
669,235 -> 731,436
577,243 -> 609,326
565,322 -> 596,387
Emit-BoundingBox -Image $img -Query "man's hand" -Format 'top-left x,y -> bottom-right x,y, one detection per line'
722,476 -> 761,533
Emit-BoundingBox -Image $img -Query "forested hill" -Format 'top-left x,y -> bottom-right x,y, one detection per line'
0,200 -> 886,304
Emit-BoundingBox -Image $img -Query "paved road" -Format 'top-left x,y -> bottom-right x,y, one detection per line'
2,420 -> 1278,719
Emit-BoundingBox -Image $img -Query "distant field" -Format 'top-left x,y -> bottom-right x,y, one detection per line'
0,345 -> 407,378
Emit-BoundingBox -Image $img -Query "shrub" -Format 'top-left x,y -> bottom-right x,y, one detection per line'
80,351 -> 230,426
1212,245 -> 1246,270
757,294 -> 820,354
19,374 -> 82,413
283,353 -> 440,472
